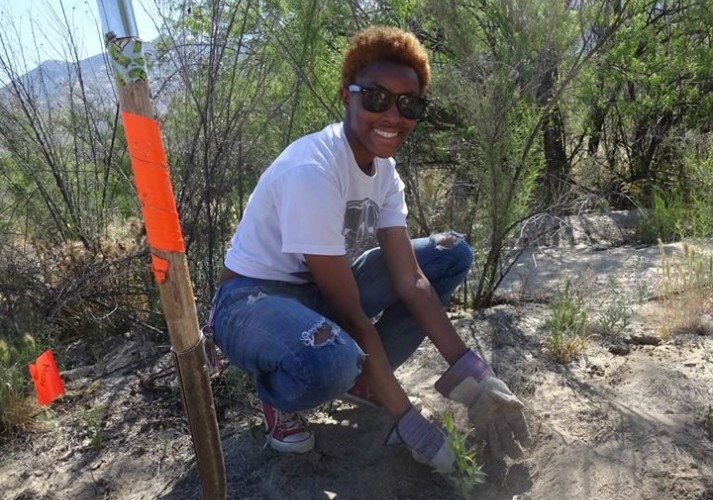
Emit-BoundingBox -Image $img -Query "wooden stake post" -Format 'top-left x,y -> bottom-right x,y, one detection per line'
96,1 -> 226,497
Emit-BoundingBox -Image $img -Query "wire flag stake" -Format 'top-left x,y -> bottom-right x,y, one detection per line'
96,1 -> 226,497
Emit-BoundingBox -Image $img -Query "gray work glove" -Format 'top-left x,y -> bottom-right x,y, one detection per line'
435,350 -> 531,459
385,406 -> 456,473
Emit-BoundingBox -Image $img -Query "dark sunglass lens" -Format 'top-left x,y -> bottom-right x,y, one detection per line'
362,88 -> 394,113
397,96 -> 426,120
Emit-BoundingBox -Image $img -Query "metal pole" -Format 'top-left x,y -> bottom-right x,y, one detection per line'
96,1 -> 226,497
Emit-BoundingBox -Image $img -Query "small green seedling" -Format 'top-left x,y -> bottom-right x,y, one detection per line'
443,413 -> 487,498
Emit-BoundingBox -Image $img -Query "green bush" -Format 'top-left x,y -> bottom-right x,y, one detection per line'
635,191 -> 686,243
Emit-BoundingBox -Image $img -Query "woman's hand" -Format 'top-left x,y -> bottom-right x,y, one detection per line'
385,406 -> 456,473
435,350 -> 531,459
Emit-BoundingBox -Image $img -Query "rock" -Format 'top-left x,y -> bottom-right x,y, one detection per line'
609,343 -> 631,355
626,334 -> 661,346
694,314 -> 713,335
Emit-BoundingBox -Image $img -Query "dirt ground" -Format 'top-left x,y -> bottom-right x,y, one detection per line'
2,214 -> 713,500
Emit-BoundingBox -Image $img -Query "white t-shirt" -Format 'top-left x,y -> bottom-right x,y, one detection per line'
224,122 -> 408,284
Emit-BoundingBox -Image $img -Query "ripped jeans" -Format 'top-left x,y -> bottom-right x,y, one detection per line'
211,233 -> 473,412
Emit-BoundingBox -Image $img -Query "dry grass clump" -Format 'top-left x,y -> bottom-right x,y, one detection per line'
544,278 -> 588,364
23,219 -> 155,339
655,242 -> 713,340
0,334 -> 41,438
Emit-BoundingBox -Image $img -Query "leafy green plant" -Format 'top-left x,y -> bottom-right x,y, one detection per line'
596,298 -> 632,338
544,279 -> 588,363
442,413 -> 487,498
595,276 -> 633,337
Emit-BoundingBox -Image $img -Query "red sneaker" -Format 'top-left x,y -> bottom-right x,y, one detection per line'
341,376 -> 381,407
262,402 -> 314,453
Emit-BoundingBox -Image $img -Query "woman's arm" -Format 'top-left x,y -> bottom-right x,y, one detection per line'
376,226 -> 468,365
304,253 -> 411,418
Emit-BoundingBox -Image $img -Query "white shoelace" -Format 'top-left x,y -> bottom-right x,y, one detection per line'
276,411 -> 305,430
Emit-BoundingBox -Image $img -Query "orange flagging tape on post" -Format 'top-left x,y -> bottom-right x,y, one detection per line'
151,254 -> 170,283
121,111 -> 185,254
29,350 -> 65,405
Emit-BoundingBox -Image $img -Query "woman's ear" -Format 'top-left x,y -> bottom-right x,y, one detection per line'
340,86 -> 350,108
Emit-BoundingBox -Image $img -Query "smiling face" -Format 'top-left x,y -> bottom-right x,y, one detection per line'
340,60 -> 421,174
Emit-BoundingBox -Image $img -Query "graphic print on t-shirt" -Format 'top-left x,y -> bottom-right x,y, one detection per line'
342,198 -> 379,262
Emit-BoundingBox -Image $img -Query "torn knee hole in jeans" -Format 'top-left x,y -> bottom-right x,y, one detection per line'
300,321 -> 340,347
434,231 -> 464,249
247,291 -> 267,304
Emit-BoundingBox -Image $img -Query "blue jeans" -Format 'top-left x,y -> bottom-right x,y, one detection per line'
211,233 -> 473,412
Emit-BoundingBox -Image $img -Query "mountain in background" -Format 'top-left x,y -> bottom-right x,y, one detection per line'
1,41 -> 176,113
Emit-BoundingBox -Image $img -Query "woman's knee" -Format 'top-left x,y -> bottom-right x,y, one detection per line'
432,231 -> 474,274
306,324 -> 364,391
281,323 -> 365,408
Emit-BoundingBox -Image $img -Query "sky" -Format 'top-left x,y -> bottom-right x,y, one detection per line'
1,0 -> 161,72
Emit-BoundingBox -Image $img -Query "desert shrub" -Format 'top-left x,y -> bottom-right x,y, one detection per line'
636,170 -> 713,244
42,242 -> 156,342
0,240 -> 54,438
544,279 -> 588,363
635,191 -> 686,243
595,297 -> 633,338
594,276 -> 634,338
6,220 -> 160,345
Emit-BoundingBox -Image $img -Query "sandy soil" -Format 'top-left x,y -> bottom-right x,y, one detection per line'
2,217 -> 713,500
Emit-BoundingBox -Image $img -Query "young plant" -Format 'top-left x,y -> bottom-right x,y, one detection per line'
82,404 -> 106,450
442,412 -> 487,498
544,278 -> 588,363
595,275 -> 633,338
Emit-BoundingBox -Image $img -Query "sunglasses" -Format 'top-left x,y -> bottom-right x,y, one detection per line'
348,84 -> 428,120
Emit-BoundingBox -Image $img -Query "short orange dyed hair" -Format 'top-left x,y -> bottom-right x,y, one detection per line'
341,25 -> 431,96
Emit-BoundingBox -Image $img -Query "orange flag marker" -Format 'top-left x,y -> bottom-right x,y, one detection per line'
29,350 -> 65,405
